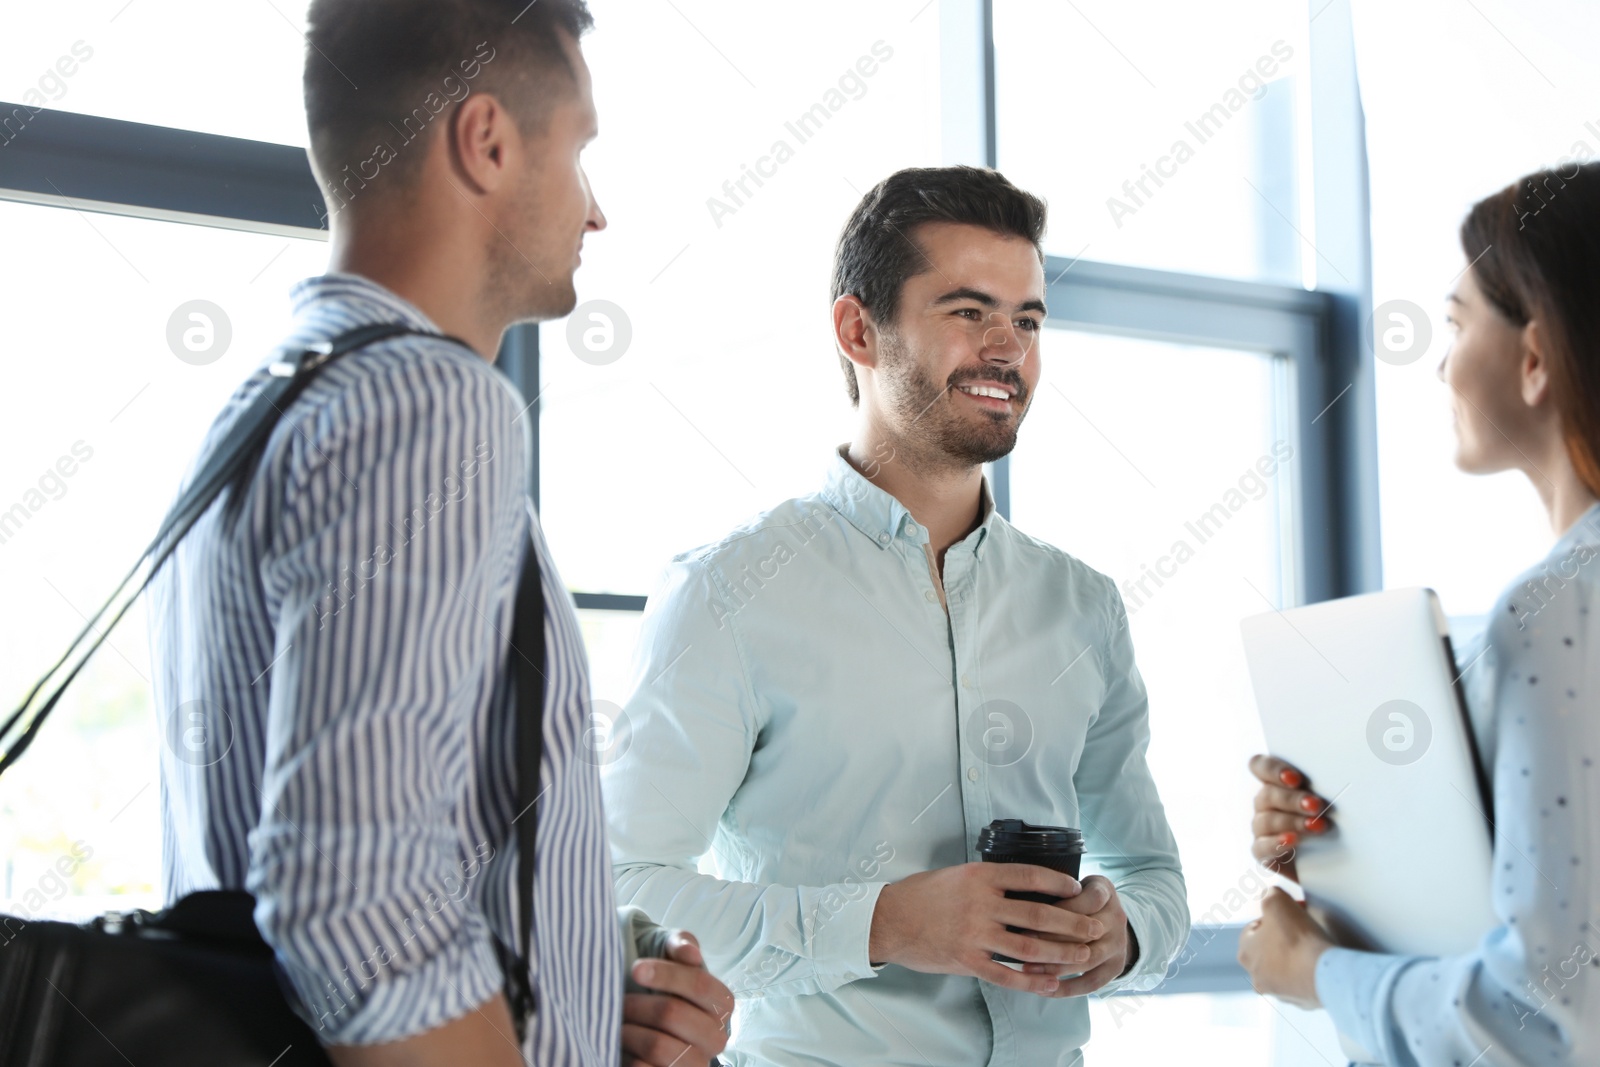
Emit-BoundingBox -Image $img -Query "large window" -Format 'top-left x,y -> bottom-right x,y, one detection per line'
1349,0 -> 1600,615
994,0 -> 1311,286
0,198 -> 326,913
1,2 -> 311,147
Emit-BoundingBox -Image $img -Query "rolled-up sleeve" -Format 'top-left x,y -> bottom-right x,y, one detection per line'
1075,581 -> 1189,992
249,352 -> 527,1044
603,556 -> 887,999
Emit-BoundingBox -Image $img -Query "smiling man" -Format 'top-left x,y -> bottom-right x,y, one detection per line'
601,166 -> 1188,1065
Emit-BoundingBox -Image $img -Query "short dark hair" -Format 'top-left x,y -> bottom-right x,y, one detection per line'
830,166 -> 1048,405
1462,162 -> 1600,499
304,0 -> 593,213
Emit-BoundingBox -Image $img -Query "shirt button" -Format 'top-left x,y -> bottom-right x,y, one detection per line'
925,589 -> 938,603
961,674 -> 973,688
967,767 -> 980,782
878,533 -> 891,545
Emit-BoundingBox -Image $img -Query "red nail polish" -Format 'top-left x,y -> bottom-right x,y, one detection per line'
1305,816 -> 1328,833
1299,795 -> 1320,813
1278,832 -> 1298,847
1280,769 -> 1303,788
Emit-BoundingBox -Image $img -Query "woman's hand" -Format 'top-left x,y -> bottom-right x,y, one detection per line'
1237,887 -> 1334,1010
1248,754 -> 1336,883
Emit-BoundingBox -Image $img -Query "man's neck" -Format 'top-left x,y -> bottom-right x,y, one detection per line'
326,221 -> 505,361
846,432 -> 986,569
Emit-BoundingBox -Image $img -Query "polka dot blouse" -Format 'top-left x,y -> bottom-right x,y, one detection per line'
1315,501 -> 1600,1065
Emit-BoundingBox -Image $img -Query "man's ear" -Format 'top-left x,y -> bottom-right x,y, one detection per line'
445,91 -> 517,196
1521,319 -> 1551,408
833,295 -> 879,376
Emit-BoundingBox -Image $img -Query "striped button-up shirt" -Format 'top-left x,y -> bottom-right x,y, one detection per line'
147,272 -> 622,1061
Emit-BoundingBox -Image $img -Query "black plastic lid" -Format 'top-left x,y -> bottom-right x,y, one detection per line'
976,819 -> 1085,855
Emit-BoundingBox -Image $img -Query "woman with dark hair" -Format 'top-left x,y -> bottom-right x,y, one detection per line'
1237,162 -> 1600,1065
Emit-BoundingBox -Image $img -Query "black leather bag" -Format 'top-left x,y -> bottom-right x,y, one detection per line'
0,324 -> 546,1065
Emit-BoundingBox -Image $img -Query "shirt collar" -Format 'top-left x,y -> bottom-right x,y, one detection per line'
288,271 -> 443,335
819,445 -> 1001,556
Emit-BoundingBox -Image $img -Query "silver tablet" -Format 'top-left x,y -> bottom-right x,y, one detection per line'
1240,587 -> 1496,958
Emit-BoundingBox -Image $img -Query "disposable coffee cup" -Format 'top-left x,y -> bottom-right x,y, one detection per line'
977,819 -> 1085,965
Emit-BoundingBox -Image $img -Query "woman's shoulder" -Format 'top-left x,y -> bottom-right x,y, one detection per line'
1483,503 -> 1600,651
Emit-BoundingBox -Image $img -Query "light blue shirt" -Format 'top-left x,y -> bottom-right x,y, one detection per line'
1317,500 -> 1600,1066
602,448 -> 1188,1067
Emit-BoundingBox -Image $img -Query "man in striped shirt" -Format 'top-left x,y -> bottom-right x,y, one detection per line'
148,2 -> 732,1065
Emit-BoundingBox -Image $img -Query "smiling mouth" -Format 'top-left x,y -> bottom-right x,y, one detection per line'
955,383 -> 1013,400
953,382 -> 1020,412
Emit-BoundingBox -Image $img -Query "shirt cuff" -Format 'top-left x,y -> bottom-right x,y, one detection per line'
1315,946 -> 1416,1062
281,923 -> 506,1046
720,881 -> 890,999
815,881 -> 890,983
1098,891 -> 1163,993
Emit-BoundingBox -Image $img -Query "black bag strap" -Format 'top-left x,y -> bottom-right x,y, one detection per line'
501,503 -> 545,1043
0,322 -> 420,773
0,320 -> 546,1043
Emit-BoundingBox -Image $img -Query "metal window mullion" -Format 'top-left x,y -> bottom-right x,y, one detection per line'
0,103 -> 326,237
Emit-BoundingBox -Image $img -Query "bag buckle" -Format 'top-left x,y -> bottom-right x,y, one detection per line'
268,341 -> 336,379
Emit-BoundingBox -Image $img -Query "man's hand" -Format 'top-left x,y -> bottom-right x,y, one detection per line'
622,931 -> 734,1067
868,862 -> 1103,996
1237,887 -> 1332,1010
1017,875 -> 1132,996
1248,754 -> 1337,883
